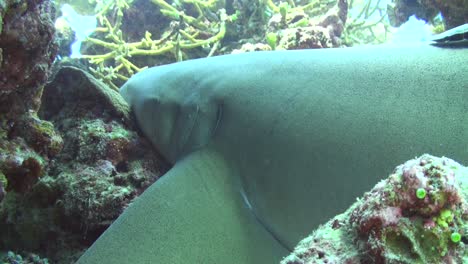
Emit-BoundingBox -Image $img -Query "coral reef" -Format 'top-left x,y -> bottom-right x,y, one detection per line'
282,154 -> 467,264
343,0 -> 391,45
432,0 -> 468,29
276,26 -> 334,49
70,0 -> 356,86
0,172 -> 6,203
268,0 -> 348,48
1,251 -> 49,264
388,0 -> 468,29
0,1 -> 63,257
237,0 -> 350,49
54,15 -> 75,59
231,43 -> 272,53
80,0 -> 228,89
0,1 -> 61,221
0,0 -> 58,117
4,1 -> 457,262
0,65 -> 169,263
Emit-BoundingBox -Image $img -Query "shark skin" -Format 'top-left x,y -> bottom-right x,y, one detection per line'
78,44 -> 468,263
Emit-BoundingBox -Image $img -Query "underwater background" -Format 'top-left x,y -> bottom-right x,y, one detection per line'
0,0 -> 467,263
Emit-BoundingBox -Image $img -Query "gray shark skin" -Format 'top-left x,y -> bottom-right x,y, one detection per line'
78,44 -> 468,263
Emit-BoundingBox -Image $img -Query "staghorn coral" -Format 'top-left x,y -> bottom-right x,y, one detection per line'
80,0 -> 354,87
229,0 -> 348,52
282,154 -> 467,264
343,0 -> 391,46
80,0 -> 228,90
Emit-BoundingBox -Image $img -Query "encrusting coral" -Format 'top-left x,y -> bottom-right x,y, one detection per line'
282,154 -> 467,264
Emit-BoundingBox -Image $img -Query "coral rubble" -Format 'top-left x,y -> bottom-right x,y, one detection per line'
282,154 -> 467,264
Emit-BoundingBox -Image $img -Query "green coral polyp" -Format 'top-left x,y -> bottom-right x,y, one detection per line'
450,232 -> 461,243
416,188 -> 426,199
435,209 -> 454,229
279,2 -> 289,19
266,32 -> 278,50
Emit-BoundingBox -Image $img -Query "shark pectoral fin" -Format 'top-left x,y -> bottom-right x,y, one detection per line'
77,148 -> 288,264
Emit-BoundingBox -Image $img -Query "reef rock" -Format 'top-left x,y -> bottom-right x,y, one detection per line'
388,0 -> 468,29
268,0 -> 348,48
282,154 -> 467,264
0,0 -> 57,116
0,65 -> 168,263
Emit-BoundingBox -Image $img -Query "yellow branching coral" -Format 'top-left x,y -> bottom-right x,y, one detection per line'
81,0 -> 227,90
264,0 -> 337,21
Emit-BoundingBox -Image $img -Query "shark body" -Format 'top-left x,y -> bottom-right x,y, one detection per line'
78,44 -> 468,263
